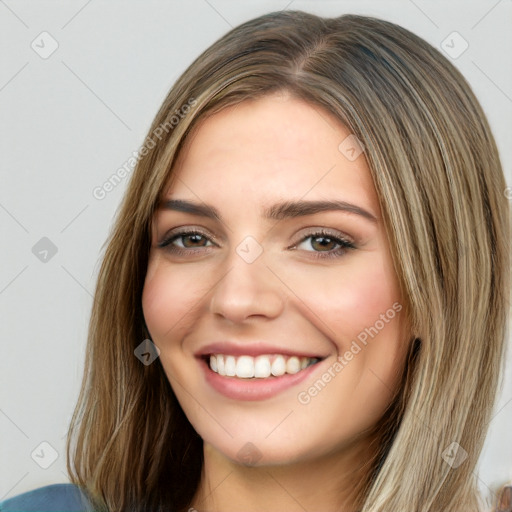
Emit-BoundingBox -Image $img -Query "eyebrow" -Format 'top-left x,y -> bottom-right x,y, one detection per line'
158,198 -> 378,223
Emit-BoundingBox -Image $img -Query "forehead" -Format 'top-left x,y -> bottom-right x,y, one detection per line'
165,94 -> 379,215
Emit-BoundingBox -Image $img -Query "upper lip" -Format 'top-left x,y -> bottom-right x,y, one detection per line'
195,341 -> 327,359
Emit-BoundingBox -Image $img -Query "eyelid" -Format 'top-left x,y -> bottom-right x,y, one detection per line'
156,225 -> 360,263
157,226 -> 220,248
288,227 -> 355,248
158,226 -> 355,247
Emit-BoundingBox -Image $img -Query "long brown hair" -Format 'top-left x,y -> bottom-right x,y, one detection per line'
66,10 -> 511,512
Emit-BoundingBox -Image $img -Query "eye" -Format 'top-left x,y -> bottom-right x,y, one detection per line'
291,229 -> 356,259
158,229 -> 216,255
157,227 -> 356,260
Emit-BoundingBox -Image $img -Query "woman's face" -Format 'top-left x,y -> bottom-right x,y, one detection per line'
142,92 -> 411,466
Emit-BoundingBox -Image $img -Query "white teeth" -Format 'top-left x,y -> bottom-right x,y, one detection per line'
225,355 -> 236,377
254,355 -> 271,378
208,354 -> 319,378
286,356 -> 301,374
271,355 -> 286,376
236,356 -> 254,378
217,355 -> 225,376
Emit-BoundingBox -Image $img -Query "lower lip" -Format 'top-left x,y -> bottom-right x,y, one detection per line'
198,357 -> 323,401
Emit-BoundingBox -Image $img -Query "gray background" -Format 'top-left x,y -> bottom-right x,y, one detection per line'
1,0 -> 511,504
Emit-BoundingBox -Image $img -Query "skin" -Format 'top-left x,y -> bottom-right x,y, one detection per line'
142,92 -> 412,512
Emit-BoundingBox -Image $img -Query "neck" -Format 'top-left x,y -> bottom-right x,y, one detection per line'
189,432 -> 379,512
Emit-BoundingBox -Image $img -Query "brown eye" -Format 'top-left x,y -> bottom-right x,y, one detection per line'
157,230 -> 215,253
180,233 -> 209,248
291,230 -> 356,260
309,235 -> 338,252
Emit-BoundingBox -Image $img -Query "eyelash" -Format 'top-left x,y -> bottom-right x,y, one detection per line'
157,228 -> 356,260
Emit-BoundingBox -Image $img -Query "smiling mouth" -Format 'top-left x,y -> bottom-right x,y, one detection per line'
204,354 -> 322,379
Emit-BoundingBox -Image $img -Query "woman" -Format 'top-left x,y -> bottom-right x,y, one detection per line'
2,9 -> 510,512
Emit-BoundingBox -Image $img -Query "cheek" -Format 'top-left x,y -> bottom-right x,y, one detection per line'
291,253 -> 401,345
142,256 -> 208,341
292,262 -> 406,442
290,252 -> 407,396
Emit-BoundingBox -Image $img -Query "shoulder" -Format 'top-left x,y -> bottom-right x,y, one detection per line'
0,483 -> 95,512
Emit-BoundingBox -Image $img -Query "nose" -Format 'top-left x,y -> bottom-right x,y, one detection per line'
208,243 -> 286,324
